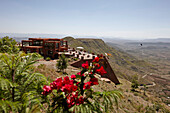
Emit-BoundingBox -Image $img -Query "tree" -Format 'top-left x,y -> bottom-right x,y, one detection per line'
0,52 -> 48,112
56,54 -> 68,73
0,36 -> 19,53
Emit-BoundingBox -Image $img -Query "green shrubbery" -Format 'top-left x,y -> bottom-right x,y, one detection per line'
56,54 -> 68,72
131,75 -> 139,91
0,52 -> 48,112
0,36 -> 19,53
45,57 -> 51,61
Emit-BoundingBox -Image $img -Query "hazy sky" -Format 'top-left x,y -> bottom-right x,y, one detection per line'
0,0 -> 170,39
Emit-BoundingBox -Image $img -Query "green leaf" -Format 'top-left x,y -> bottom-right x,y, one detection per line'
76,74 -> 81,79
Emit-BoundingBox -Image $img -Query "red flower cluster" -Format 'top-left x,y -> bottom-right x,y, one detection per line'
83,77 -> 99,90
94,63 -> 100,67
77,72 -> 84,77
42,85 -> 52,95
96,66 -> 107,76
71,74 -> 76,79
82,61 -> 89,69
90,78 -> 99,85
42,57 -> 107,110
92,57 -> 99,62
42,76 -> 78,95
66,92 -> 84,108
83,82 -> 91,90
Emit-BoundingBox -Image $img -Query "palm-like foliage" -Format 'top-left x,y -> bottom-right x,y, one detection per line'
0,52 -> 48,113
69,90 -> 123,113
0,36 -> 19,53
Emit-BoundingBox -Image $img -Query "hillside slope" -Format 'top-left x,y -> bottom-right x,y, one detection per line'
63,37 -> 154,82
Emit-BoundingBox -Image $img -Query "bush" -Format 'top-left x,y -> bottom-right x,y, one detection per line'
46,57 -> 51,61
0,36 -> 19,53
68,58 -> 71,62
42,56 -> 123,112
74,58 -> 79,61
0,52 -> 48,112
131,75 -> 139,91
56,54 -> 68,72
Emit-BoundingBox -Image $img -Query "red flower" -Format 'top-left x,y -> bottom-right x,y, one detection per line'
83,82 -> 91,90
77,72 -> 84,77
54,77 -> 62,82
61,84 -> 72,93
76,82 -> 80,85
42,85 -> 52,95
92,57 -> 99,63
76,96 -> 84,105
67,95 -> 75,108
71,85 -> 78,92
100,54 -> 103,58
96,66 -> 107,76
72,92 -> 79,98
63,76 -> 70,84
71,74 -> 76,79
51,77 -> 63,90
94,63 -> 100,67
69,80 -> 74,85
51,81 -> 62,90
61,82 -> 78,93
90,78 -> 99,85
82,61 -> 89,69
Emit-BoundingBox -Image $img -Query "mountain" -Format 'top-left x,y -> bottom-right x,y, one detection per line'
62,37 -> 170,112
107,39 -> 170,107
143,38 -> 170,43
63,37 -> 154,82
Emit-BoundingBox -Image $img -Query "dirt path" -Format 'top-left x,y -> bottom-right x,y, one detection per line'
142,73 -> 153,78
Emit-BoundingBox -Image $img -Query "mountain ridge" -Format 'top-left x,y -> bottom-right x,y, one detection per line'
63,37 -> 154,82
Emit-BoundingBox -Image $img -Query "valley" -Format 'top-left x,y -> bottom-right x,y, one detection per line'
107,38 -> 170,106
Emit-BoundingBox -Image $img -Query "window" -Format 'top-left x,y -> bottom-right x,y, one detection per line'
33,40 -> 43,46
60,41 -> 63,46
29,42 -> 32,46
23,42 -> 29,46
56,43 -> 59,48
63,42 -> 66,46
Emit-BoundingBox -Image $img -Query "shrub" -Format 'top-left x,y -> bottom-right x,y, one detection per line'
0,52 -> 48,112
46,57 -> 51,61
56,54 -> 68,72
68,58 -> 71,62
0,36 -> 19,53
42,56 -> 122,112
74,58 -> 79,61
131,75 -> 139,91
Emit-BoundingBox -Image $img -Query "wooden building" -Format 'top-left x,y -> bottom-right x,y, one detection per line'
21,38 -> 68,59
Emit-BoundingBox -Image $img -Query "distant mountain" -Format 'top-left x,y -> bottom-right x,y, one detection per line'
143,38 -> 170,42
0,33 -> 99,42
102,37 -> 136,43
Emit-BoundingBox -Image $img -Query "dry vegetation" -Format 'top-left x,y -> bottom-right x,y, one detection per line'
33,58 -> 170,112
108,42 -> 170,106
